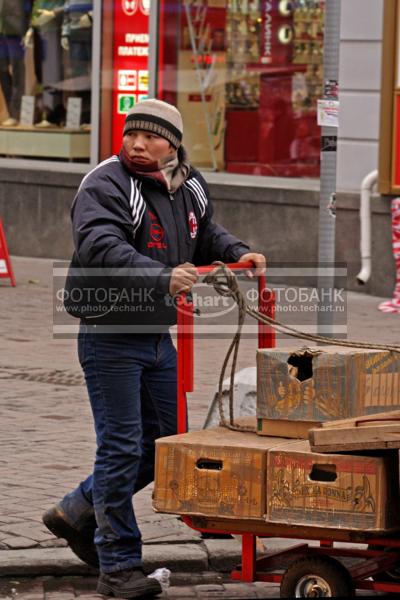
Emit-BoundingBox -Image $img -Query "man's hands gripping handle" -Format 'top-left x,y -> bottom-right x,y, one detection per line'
237,252 -> 266,278
169,263 -> 199,296
168,254 -> 266,296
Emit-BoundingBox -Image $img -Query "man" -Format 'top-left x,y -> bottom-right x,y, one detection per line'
43,99 -> 265,599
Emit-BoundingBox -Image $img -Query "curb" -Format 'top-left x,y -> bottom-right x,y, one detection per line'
0,540 -> 243,578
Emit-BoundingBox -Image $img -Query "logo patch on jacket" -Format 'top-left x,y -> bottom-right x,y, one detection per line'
188,211 -> 198,239
147,211 -> 167,249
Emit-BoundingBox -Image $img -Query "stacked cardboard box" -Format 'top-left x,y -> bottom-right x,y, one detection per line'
153,347 -> 400,534
266,439 -> 399,530
257,346 -> 400,438
153,426 -> 400,532
154,427 -> 283,520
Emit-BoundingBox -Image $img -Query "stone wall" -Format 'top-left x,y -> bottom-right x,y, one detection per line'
337,0 -> 383,192
0,168 -> 395,297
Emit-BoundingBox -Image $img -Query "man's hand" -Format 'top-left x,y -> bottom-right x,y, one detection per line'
169,263 -> 198,296
79,13 -> 92,28
22,27 -> 34,49
61,36 -> 70,51
238,252 -> 266,278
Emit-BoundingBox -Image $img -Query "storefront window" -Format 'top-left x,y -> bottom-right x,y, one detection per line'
0,1 -> 93,162
157,0 -> 324,177
110,0 -> 150,156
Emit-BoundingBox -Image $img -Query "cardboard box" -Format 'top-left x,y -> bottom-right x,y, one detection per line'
257,418 -> 317,439
257,346 -> 400,437
153,427 -> 287,520
266,440 -> 400,531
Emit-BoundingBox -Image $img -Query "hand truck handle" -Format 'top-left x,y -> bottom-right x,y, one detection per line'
196,260 -> 254,274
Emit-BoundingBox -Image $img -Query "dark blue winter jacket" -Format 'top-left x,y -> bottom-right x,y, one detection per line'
64,155 -> 250,329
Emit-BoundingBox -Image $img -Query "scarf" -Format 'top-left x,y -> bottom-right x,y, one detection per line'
119,145 -> 191,193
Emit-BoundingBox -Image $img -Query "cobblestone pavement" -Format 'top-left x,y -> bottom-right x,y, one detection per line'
0,574 -> 382,598
0,574 -> 282,600
0,256 -> 398,597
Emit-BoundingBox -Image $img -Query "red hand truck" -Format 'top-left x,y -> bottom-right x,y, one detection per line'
173,262 -> 400,597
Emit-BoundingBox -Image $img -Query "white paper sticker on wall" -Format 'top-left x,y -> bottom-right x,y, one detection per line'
20,95 -> 35,126
66,98 -> 82,130
317,99 -> 339,128
0,259 -> 7,274
118,70 -> 137,91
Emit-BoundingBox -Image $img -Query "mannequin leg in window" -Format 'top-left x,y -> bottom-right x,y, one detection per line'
67,33 -> 91,128
35,29 -> 65,126
0,35 -> 25,126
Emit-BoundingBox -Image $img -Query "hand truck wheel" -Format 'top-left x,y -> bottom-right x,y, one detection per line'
280,555 -> 354,598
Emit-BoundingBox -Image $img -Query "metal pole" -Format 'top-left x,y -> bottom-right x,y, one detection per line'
148,0 -> 160,98
317,0 -> 341,338
89,0 -> 102,166
183,0 -> 218,171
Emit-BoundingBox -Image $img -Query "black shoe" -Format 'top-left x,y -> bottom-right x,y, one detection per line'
97,568 -> 162,598
42,504 -> 99,569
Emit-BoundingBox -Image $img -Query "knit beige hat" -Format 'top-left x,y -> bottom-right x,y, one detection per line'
123,99 -> 183,148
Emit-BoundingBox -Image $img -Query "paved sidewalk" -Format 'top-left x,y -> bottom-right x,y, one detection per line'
1,574 -> 281,599
0,256 -> 398,594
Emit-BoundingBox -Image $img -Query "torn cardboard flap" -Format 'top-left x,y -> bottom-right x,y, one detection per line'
287,347 -> 320,382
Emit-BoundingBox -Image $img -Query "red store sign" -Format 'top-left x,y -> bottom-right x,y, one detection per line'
112,0 -> 150,154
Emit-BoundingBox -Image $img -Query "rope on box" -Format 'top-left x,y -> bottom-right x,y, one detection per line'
203,262 -> 400,433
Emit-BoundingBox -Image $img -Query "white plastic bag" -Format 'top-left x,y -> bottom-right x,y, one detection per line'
148,567 -> 171,589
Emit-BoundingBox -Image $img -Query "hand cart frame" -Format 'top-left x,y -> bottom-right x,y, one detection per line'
174,262 -> 400,596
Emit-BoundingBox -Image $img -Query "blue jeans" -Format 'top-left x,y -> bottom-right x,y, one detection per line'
59,324 -> 180,573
